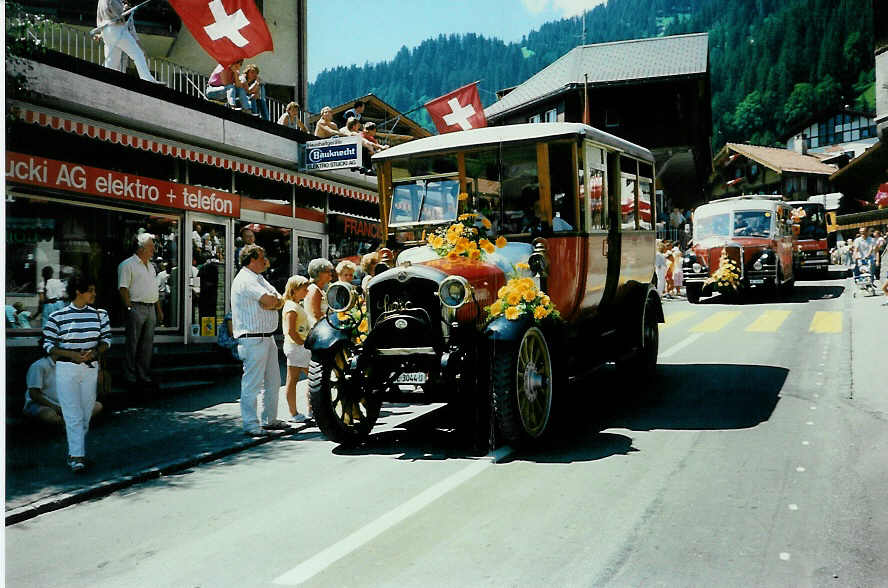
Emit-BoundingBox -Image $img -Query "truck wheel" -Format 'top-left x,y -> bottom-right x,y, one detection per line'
308,348 -> 381,446
492,327 -> 553,445
687,284 -> 702,304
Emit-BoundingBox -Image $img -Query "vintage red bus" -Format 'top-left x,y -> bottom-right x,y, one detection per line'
305,123 -> 662,447
683,196 -> 797,303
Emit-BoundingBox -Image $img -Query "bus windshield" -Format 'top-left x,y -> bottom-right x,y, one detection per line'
694,213 -> 731,239
794,204 -> 827,239
731,210 -> 772,237
389,179 -> 460,226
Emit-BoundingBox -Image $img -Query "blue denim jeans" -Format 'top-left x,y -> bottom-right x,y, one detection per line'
206,84 -> 251,110
250,84 -> 269,120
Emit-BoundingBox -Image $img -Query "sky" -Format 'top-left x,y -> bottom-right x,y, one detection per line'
307,0 -> 607,82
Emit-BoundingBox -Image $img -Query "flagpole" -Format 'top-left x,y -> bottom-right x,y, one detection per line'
583,73 -> 589,126
90,0 -> 156,35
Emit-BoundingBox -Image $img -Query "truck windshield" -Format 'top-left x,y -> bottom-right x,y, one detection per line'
731,210 -> 772,237
389,179 -> 460,226
694,213 -> 731,239
794,204 -> 827,239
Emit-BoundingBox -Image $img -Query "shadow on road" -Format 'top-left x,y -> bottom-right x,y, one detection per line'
507,363 -> 787,463
332,363 -> 789,465
696,283 -> 844,305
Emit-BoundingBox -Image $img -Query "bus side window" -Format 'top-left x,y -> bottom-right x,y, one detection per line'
547,142 -> 576,232
585,144 -> 607,231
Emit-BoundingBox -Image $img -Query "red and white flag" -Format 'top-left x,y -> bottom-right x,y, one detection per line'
168,0 -> 273,66
424,82 -> 487,134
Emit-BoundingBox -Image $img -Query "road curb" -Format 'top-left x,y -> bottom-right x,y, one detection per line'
4,426 -> 307,526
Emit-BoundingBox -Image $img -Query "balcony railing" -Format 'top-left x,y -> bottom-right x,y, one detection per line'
21,19 -> 288,123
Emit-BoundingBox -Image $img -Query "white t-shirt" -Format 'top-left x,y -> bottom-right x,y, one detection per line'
854,236 -> 874,259
281,300 -> 310,345
24,357 -> 59,407
37,278 -> 66,300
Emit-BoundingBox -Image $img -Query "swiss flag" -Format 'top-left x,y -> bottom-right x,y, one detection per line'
168,0 -> 273,66
424,82 -> 487,134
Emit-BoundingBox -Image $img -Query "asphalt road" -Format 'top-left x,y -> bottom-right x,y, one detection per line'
6,272 -> 888,587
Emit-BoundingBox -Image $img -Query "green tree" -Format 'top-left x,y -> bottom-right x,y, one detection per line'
783,83 -> 816,129
733,90 -> 765,137
814,75 -> 842,113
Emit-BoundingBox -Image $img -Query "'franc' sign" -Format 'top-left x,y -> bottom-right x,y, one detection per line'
304,136 -> 362,171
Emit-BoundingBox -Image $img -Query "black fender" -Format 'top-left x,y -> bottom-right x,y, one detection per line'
305,315 -> 350,357
484,315 -> 533,344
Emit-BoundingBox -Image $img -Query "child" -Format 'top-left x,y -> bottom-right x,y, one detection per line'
664,251 -> 675,298
655,241 -> 668,296
282,275 -> 312,423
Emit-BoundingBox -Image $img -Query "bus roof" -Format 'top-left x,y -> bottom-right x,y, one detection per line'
371,122 -> 655,164
696,197 -> 788,215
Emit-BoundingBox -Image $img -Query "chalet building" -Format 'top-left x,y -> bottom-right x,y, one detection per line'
784,109 -> 878,167
826,1 -> 888,229
307,93 -> 432,147
4,14 -> 382,363
711,143 -> 837,201
484,33 -> 713,211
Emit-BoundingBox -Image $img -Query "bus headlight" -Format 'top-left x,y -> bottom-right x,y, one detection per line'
327,282 -> 357,313
439,276 -> 471,309
753,260 -> 763,270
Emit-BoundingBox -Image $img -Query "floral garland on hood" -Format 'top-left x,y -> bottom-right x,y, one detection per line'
485,268 -> 561,323
704,248 -> 741,293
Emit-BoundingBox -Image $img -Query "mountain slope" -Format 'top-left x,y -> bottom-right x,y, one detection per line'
309,0 -> 874,150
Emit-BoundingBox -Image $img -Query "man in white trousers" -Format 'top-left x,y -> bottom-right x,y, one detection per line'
96,0 -> 161,83
231,244 -> 289,436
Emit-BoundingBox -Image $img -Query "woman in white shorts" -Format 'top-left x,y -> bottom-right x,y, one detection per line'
282,275 -> 312,422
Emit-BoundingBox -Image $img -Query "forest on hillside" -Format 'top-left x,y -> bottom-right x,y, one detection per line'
308,0 -> 875,151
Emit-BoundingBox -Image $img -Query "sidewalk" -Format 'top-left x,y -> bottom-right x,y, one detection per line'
5,368 -> 313,525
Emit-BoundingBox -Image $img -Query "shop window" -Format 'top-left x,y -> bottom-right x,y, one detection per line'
235,221 -> 291,294
327,214 -> 382,278
5,195 -> 180,333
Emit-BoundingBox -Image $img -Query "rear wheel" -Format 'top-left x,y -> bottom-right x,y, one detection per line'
616,295 -> 659,388
492,327 -> 553,446
308,347 -> 381,446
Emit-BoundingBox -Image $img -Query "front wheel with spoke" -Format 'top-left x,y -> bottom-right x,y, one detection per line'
492,327 -> 553,446
308,347 -> 381,446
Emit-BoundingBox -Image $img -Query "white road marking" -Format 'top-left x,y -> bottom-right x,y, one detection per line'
802,441 -> 810,446
810,406 -> 817,410
788,504 -> 799,511
780,552 -> 791,561
796,467 -> 806,472
659,332 -> 704,359
806,421 -> 814,425
273,445 -> 514,585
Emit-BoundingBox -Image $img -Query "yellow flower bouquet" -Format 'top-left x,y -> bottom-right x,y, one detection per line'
336,293 -> 369,345
427,213 -> 506,260
484,277 -> 560,323
704,248 -> 741,294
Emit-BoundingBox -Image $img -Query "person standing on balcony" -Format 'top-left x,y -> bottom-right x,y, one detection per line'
96,0 -> 161,83
278,102 -> 308,132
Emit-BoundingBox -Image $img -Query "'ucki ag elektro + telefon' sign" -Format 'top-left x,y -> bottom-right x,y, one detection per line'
303,137 -> 362,171
6,152 -> 241,217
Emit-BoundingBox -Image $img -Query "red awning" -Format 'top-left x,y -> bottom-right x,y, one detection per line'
14,106 -> 378,204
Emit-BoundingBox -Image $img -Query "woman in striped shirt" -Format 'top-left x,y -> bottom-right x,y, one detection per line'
42,273 -> 111,473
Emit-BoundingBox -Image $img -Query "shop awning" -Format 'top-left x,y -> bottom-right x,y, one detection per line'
13,106 -> 378,204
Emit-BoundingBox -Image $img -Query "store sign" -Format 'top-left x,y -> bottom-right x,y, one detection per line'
331,214 -> 383,240
6,152 -> 241,218
303,137 -> 362,171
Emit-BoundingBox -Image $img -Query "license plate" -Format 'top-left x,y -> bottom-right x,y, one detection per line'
750,279 -> 764,285
395,372 -> 427,384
